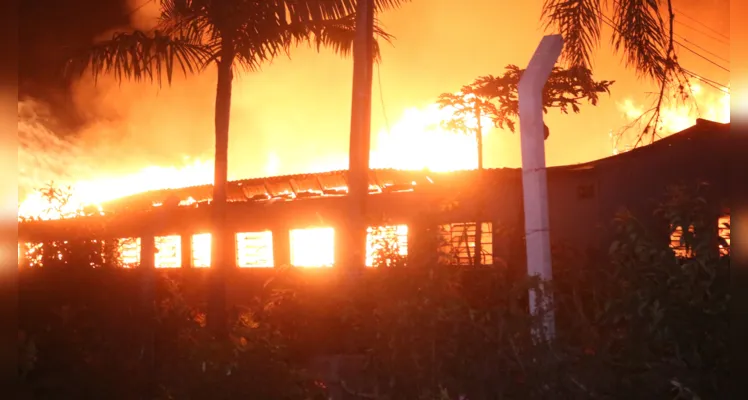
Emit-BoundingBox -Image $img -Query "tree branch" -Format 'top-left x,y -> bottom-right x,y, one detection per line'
440,65 -> 613,134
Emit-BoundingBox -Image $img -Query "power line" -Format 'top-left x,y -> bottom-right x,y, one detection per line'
127,0 -> 155,17
376,63 -> 391,134
682,69 -> 730,94
672,6 -> 730,41
674,34 -> 729,64
676,43 -> 730,73
599,13 -> 730,73
598,14 -> 729,95
674,19 -> 729,46
682,68 -> 728,89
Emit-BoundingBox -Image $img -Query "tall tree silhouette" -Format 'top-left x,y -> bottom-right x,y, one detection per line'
66,0 -> 408,336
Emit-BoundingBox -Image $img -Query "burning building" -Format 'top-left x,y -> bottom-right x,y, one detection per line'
18,119 -> 736,269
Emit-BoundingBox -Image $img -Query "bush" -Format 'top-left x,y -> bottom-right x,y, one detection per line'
18,184 -> 729,399
257,184 -> 728,399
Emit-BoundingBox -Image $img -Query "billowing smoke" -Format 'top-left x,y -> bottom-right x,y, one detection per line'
17,0 -> 730,206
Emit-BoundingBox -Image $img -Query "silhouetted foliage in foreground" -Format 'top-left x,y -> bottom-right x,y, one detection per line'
18,185 -> 728,399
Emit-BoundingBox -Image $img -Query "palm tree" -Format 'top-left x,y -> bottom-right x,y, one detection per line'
541,0 -> 691,145
437,64 -> 612,266
66,0 -> 409,336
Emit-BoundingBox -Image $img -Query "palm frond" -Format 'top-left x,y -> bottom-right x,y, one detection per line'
299,14 -> 394,62
65,30 -> 212,86
542,0 -> 603,69
284,0 -> 410,21
611,0 -> 669,81
159,0 -> 215,39
227,1 -> 300,71
232,9 -> 393,71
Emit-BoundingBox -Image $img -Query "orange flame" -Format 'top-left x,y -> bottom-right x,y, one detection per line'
614,81 -> 729,154
18,101 -> 490,220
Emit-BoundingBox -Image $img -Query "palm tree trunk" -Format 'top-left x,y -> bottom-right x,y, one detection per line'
474,105 -> 484,267
347,0 -> 375,272
207,46 -> 234,338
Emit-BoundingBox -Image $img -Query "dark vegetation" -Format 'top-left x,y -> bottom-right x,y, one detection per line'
18,184 -> 729,399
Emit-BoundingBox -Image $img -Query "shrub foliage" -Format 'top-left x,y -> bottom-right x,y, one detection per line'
18,184 -> 728,399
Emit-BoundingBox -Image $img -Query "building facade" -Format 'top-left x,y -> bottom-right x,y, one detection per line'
18,120 -> 736,269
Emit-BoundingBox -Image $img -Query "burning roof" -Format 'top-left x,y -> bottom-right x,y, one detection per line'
99,168 -> 518,213
90,119 -> 734,212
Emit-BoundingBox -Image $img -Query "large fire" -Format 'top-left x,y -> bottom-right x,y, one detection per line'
18,102 -> 490,221
18,79 -> 729,268
17,100 -> 490,268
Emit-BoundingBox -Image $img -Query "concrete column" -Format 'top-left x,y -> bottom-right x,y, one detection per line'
138,233 -> 157,385
518,34 -> 563,340
334,222 -> 350,269
272,226 -> 291,268
408,219 -> 439,267
180,234 -> 193,268
140,235 -> 156,269
224,229 -> 237,268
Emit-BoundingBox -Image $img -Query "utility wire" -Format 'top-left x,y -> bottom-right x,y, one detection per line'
674,20 -> 730,46
674,33 -> 730,64
673,6 -> 730,41
605,1 -> 730,73
676,43 -> 730,73
600,13 -> 730,76
127,0 -> 155,18
682,69 -> 730,94
376,63 -> 392,135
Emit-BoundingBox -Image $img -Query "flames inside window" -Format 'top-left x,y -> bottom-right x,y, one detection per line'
290,227 -> 334,267
192,233 -> 211,268
670,225 -> 695,258
670,216 -> 731,258
118,238 -> 141,267
718,215 -> 730,255
439,222 -> 493,266
155,235 -> 181,268
236,231 -> 274,268
366,225 -> 408,267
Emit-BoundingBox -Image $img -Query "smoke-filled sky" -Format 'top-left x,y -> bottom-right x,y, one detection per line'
18,0 -> 730,200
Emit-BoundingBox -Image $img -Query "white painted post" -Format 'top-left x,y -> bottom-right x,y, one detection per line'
518,34 -> 563,341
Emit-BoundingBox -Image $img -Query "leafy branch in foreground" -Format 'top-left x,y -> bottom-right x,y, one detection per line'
439,64 -> 613,135
542,0 -> 697,145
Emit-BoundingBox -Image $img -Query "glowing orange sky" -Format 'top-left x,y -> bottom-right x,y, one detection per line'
17,0 -> 730,204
